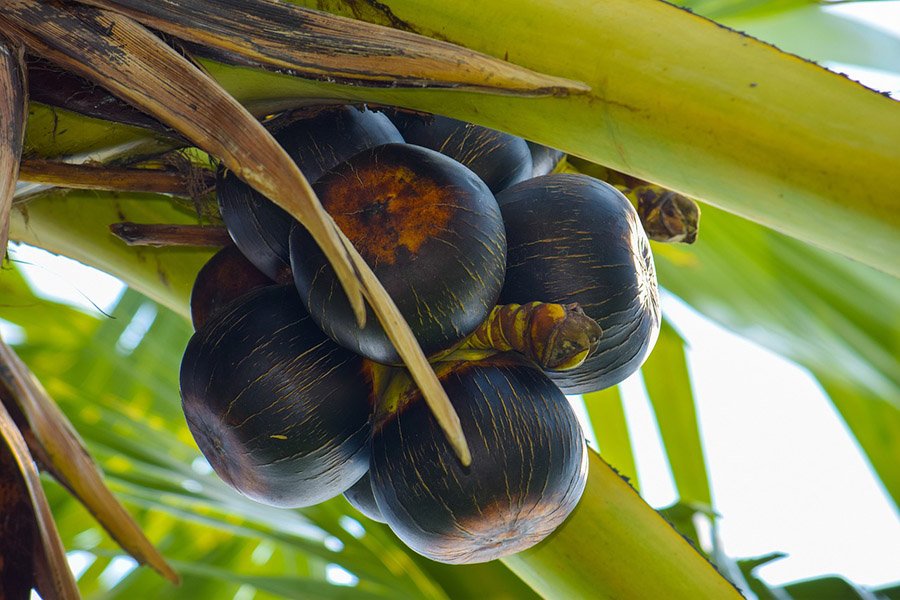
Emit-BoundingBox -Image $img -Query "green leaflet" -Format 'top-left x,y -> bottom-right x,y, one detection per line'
723,4 -> 900,73
653,203 -> 900,508
818,376 -> 900,511
642,320 -> 713,509
582,385 -> 640,490
9,188 -> 211,318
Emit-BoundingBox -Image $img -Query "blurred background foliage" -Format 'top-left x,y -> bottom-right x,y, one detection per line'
2,0 -> 899,598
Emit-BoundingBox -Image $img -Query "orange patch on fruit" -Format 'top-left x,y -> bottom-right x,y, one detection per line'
320,163 -> 454,266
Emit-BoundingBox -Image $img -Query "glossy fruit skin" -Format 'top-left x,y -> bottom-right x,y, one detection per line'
216,106 -> 403,281
290,143 -> 507,365
180,285 -> 374,508
390,112 -> 533,193
370,358 -> 588,564
190,245 -> 273,330
343,471 -> 385,523
497,174 -> 661,394
526,141 -> 565,177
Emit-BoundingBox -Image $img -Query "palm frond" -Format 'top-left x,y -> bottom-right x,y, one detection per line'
0,34 -> 26,255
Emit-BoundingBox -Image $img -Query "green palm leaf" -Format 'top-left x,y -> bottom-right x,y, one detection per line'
3,0 -> 899,596
653,203 -> 900,507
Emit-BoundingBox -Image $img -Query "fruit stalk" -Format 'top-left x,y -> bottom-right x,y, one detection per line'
457,301 -> 601,371
17,159 -> 202,196
0,33 -> 26,256
628,184 -> 700,244
110,222 -> 231,247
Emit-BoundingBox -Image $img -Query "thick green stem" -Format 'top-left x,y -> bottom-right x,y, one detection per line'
503,451 -> 741,599
237,0 -> 900,277
9,189 -> 210,317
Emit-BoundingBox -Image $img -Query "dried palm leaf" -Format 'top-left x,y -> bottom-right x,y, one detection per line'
1,0 -> 470,462
0,35 -> 27,257
0,371 -> 79,599
0,338 -> 180,584
78,0 -> 588,94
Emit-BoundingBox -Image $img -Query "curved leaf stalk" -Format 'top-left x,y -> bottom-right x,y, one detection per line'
13,0 -> 899,276
255,0 -> 900,276
502,451 -> 742,599
0,33 -> 27,256
9,188 -> 211,318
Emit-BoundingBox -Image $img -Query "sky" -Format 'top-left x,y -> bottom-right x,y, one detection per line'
4,1 -> 899,596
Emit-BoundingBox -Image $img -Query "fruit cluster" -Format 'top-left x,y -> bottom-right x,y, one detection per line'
179,105 -> 661,564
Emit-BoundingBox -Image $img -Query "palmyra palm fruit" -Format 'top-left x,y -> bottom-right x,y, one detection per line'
290,142 -> 507,365
189,245 -> 273,330
216,105 -> 402,281
389,111 -> 533,193
526,141 -> 565,177
370,357 -> 588,564
180,285 -> 375,508
343,471 -> 386,523
497,174 -> 661,394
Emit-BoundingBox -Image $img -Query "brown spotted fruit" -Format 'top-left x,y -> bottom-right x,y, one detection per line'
370,356 -> 588,564
290,143 -> 507,365
179,284 -> 375,508
497,173 -> 661,394
216,105 -> 403,281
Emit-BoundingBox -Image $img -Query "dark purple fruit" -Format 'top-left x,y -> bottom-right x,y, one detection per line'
216,106 -> 403,281
370,358 -> 588,564
526,141 -> 565,177
497,174 -> 661,394
190,245 -> 274,330
290,143 -> 506,365
390,112 -> 532,193
180,285 -> 375,508
343,471 -> 385,523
